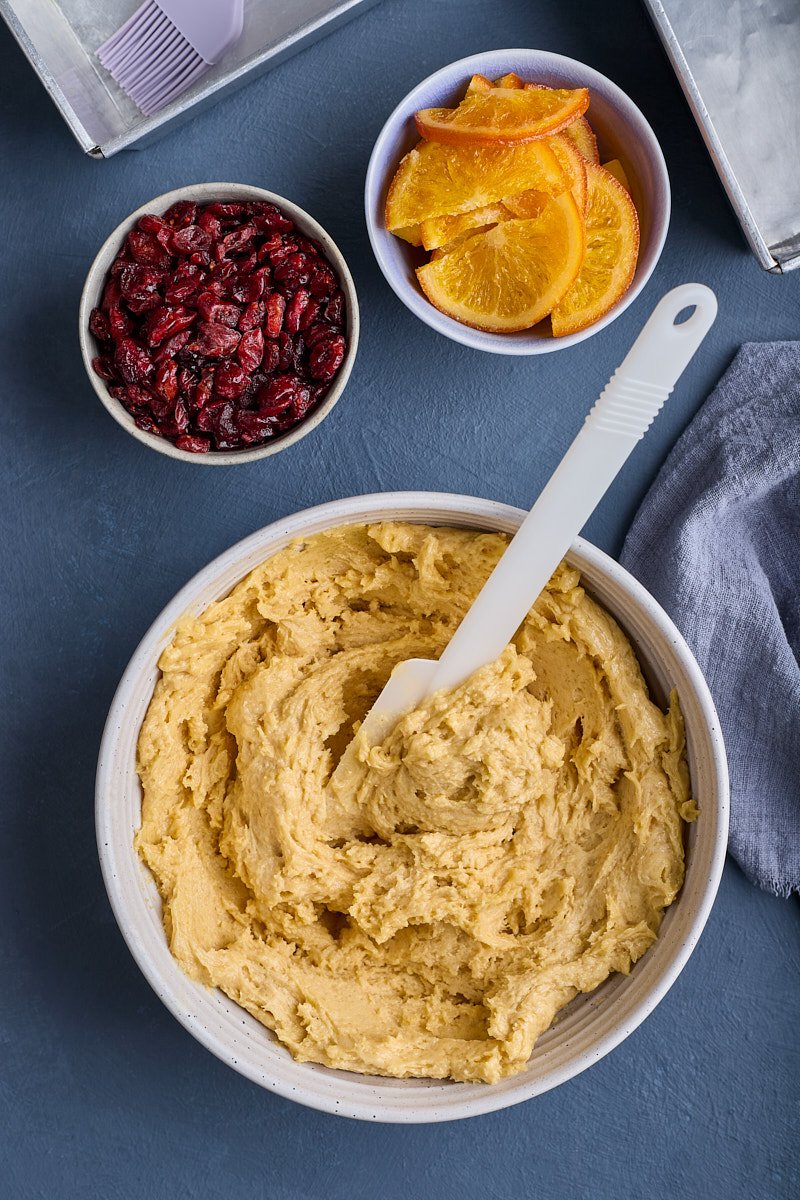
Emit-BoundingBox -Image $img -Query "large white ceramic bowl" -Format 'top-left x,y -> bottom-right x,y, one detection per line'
365,49 -> 670,354
96,492 -> 728,1122
79,183 -> 359,465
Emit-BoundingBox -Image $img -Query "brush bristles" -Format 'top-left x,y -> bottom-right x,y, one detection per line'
97,0 -> 208,117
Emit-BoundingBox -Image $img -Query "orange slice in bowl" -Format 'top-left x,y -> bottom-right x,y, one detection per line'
466,73 -> 494,94
393,223 -> 423,246
416,192 -> 585,332
500,188 -> 549,221
415,87 -> 590,146
494,72 -> 524,89
419,203 -> 508,251
563,116 -> 600,164
551,162 -> 639,337
548,133 -> 588,212
602,158 -> 631,193
385,140 -> 567,230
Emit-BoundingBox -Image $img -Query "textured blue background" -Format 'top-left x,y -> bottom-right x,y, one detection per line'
1,1 -> 799,1196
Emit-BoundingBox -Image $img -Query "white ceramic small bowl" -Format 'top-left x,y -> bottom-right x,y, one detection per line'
79,183 -> 359,465
365,49 -> 671,354
97,492 -> 727,1123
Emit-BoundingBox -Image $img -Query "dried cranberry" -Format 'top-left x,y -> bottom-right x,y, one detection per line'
108,305 -> 133,341
164,200 -> 197,227
214,362 -> 248,400
325,290 -> 345,325
229,267 -> 260,304
196,293 -> 241,327
232,268 -> 268,303
134,413 -> 160,435
308,266 -> 336,298
115,337 -> 154,385
143,305 -> 195,347
308,333 -> 345,382
164,264 -> 204,304
265,293 -> 285,338
110,255 -> 132,277
269,240 -> 298,265
153,328 -> 192,364
257,233 -> 284,262
154,360 -> 179,403
121,384 -> 155,413
170,399 -> 190,435
299,299 -> 323,331
171,225 -> 211,256
262,339 -> 280,374
238,300 -> 265,332
277,331 -> 294,371
255,374 -> 297,415
220,225 -> 257,258
89,307 -> 111,342
248,202 -> 294,231
127,230 -> 172,268
197,210 -> 223,240
291,383 -> 314,421
304,321 -> 334,349
274,253 -> 311,287
285,288 -> 310,333
91,355 -> 115,381
234,411 -> 275,443
193,370 -> 214,410
174,434 -> 211,453
191,322 -> 241,358
138,213 -> 165,235
237,328 -> 264,374
119,264 -> 164,313
207,202 -> 247,219
101,277 -> 122,310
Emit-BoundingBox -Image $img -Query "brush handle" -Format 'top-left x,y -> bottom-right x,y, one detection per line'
429,284 -> 718,695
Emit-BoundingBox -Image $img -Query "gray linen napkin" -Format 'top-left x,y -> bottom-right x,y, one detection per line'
621,342 -> 800,897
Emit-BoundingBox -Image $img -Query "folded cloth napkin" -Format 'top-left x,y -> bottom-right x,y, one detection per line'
621,342 -> 800,898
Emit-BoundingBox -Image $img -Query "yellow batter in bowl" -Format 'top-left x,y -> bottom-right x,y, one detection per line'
136,522 -> 695,1084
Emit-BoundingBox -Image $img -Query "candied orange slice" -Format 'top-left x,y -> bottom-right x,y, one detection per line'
494,72 -> 524,89
419,204 -> 507,251
551,163 -> 639,336
417,192 -> 585,332
500,189 -> 549,221
385,139 -> 566,230
548,133 -> 588,212
603,158 -> 631,193
563,116 -> 599,164
466,73 -> 493,94
414,86 -> 589,146
393,223 -> 423,246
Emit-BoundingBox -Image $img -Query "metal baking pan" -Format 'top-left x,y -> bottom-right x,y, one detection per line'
644,0 -> 800,272
0,0 -> 380,157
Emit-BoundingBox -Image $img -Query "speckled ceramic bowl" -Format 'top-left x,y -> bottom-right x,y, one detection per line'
365,49 -> 670,354
79,183 -> 359,465
96,492 -> 728,1122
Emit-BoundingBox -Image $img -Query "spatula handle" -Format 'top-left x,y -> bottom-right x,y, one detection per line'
430,284 -> 718,695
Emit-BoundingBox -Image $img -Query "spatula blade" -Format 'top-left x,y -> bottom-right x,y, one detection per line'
329,658 -> 437,790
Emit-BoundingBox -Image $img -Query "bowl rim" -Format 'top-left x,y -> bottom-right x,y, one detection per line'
96,491 -> 728,1122
364,48 -> 671,355
78,182 -> 360,466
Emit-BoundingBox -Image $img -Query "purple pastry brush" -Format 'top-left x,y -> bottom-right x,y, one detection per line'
97,0 -> 244,117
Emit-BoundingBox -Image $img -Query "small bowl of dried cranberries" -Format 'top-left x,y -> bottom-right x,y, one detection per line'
79,183 -> 359,463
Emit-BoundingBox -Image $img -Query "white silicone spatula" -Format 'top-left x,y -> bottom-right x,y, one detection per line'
332,284 -> 717,787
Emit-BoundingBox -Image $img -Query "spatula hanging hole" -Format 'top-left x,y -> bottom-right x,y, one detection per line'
673,305 -> 697,325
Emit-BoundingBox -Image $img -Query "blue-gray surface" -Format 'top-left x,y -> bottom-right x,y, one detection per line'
1,1 -> 798,1196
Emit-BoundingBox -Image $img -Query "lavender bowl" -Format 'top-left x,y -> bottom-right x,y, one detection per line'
365,49 -> 670,355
